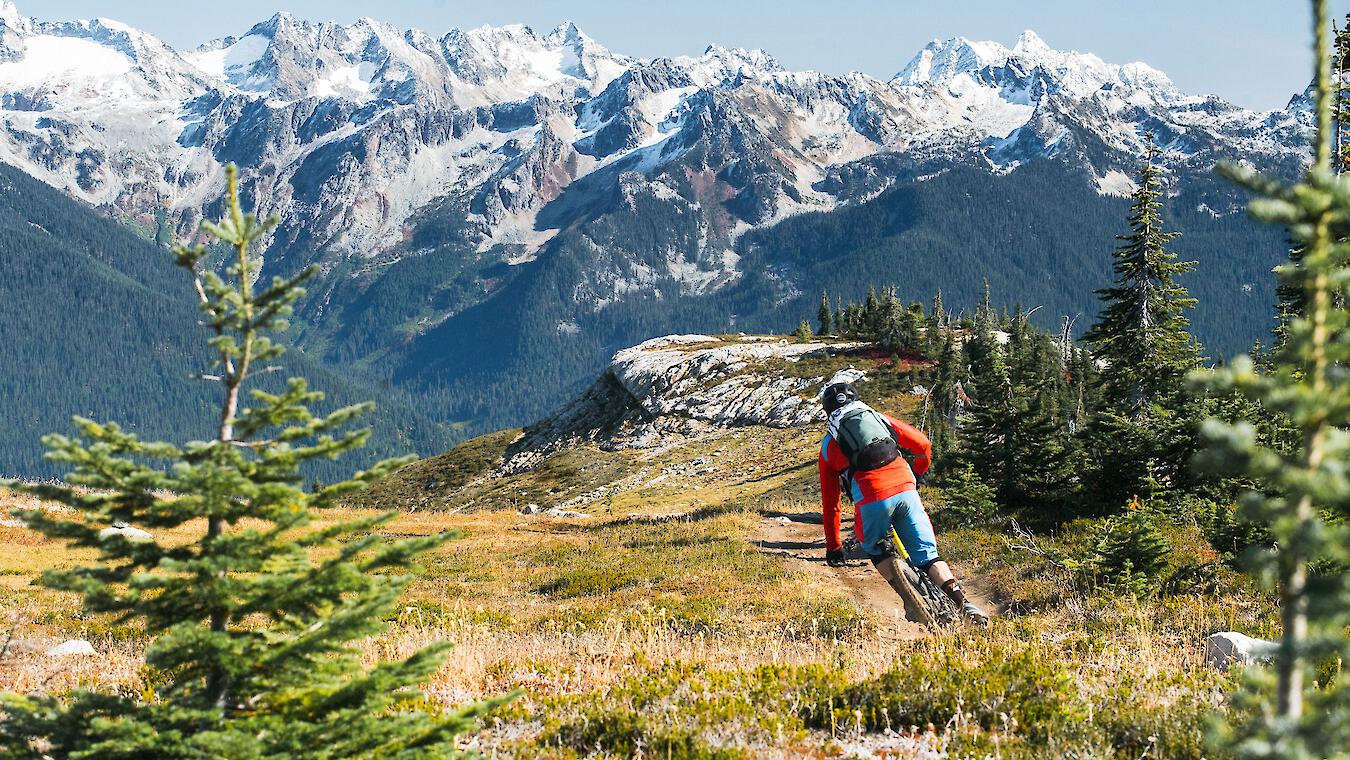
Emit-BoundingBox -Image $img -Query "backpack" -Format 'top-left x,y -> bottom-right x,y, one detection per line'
829,402 -> 900,474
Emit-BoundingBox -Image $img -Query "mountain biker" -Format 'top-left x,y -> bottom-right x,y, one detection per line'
817,381 -> 989,625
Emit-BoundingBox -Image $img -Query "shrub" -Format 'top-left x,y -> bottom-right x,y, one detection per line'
934,460 -> 999,527
1088,509 -> 1171,595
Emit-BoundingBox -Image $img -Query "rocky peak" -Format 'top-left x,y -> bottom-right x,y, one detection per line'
0,6 -> 1311,297
893,29 -> 1181,103
677,44 -> 783,87
0,1 -> 25,31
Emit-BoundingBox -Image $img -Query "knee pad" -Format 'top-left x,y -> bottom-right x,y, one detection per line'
916,555 -> 943,572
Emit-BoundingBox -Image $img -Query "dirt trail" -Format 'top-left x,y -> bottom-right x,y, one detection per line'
751,512 -> 997,640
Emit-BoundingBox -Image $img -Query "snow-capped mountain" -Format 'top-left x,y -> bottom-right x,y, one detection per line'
0,3 -> 1305,273
0,1 -> 1308,437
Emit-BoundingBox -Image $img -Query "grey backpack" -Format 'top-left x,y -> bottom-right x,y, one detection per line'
833,405 -> 900,473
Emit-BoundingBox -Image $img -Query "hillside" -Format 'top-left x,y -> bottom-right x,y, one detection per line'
0,1 -> 1311,467
0,334 -> 1267,756
0,161 -> 454,478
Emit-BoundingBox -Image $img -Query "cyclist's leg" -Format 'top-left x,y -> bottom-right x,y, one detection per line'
892,489 -> 989,623
889,489 -> 941,572
858,498 -> 923,619
855,498 -> 895,558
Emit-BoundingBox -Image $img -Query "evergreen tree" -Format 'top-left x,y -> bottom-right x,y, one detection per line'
1198,2 -> 1349,752
794,320 -> 814,341
934,460 -> 997,527
817,291 -> 834,336
931,290 -> 948,332
1335,13 -> 1350,173
964,281 -> 999,372
844,304 -> 864,336
877,293 -> 919,353
924,292 -> 948,354
1272,13 -> 1350,350
1270,17 -> 1350,348
1083,136 -> 1201,413
0,167 -> 501,757
962,307 -> 1077,514
1082,138 -> 1206,505
961,305 -> 1014,502
927,330 -> 965,461
1089,508 -> 1171,594
1003,311 -> 1077,510
863,286 -> 881,334
1064,345 -> 1101,437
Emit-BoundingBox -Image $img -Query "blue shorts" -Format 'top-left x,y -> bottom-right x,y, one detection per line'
857,489 -> 940,566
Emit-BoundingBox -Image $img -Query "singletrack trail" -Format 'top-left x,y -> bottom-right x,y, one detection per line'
751,511 -> 997,640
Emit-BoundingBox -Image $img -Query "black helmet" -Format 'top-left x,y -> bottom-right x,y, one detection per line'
821,382 -> 859,414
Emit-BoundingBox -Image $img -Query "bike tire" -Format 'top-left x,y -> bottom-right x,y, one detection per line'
908,561 -> 961,626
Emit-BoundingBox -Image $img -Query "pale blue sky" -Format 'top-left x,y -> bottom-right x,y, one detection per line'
30,0 -> 1350,110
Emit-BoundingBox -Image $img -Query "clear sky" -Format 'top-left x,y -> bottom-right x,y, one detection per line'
28,0 -> 1350,111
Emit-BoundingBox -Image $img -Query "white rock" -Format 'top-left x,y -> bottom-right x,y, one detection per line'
99,524 -> 152,541
46,639 -> 95,657
520,503 -> 542,515
543,507 -> 591,519
1205,631 -> 1279,670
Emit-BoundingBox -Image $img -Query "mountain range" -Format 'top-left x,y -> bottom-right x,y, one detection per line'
0,1 -> 1307,475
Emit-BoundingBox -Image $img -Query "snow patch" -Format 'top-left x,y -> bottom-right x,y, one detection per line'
312,61 -> 377,100
0,34 -> 133,87
184,34 -> 270,90
1096,169 -> 1138,196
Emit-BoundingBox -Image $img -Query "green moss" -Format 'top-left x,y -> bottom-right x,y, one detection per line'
534,567 -> 643,598
540,707 -> 745,759
506,640 -> 1223,759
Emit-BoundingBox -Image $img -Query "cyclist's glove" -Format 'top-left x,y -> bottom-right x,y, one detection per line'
825,548 -> 847,567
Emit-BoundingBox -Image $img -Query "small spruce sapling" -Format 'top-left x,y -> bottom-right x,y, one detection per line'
934,461 -> 997,528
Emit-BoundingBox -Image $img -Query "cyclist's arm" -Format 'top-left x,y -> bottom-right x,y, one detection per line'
818,446 -> 843,552
885,415 -> 932,477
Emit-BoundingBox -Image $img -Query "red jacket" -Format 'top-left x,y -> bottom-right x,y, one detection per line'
818,413 -> 931,552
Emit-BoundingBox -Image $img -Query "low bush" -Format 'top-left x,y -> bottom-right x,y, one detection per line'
1088,509 -> 1171,595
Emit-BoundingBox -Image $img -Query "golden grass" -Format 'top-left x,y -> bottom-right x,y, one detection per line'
0,411 -> 1275,757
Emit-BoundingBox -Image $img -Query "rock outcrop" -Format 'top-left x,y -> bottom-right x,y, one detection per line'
98,523 -> 152,542
1204,631 -> 1279,670
501,335 -> 861,473
45,639 -> 95,657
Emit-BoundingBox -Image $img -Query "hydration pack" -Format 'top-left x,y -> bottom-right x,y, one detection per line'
828,402 -> 900,473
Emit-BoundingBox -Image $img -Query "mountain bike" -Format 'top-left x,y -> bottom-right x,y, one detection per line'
843,525 -> 961,629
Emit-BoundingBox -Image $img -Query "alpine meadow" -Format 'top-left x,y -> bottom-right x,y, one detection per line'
0,0 -> 1346,758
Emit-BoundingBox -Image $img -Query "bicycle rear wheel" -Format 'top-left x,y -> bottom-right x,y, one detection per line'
907,561 -> 961,626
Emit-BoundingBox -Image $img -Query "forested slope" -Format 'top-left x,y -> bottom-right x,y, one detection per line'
0,164 -> 452,478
